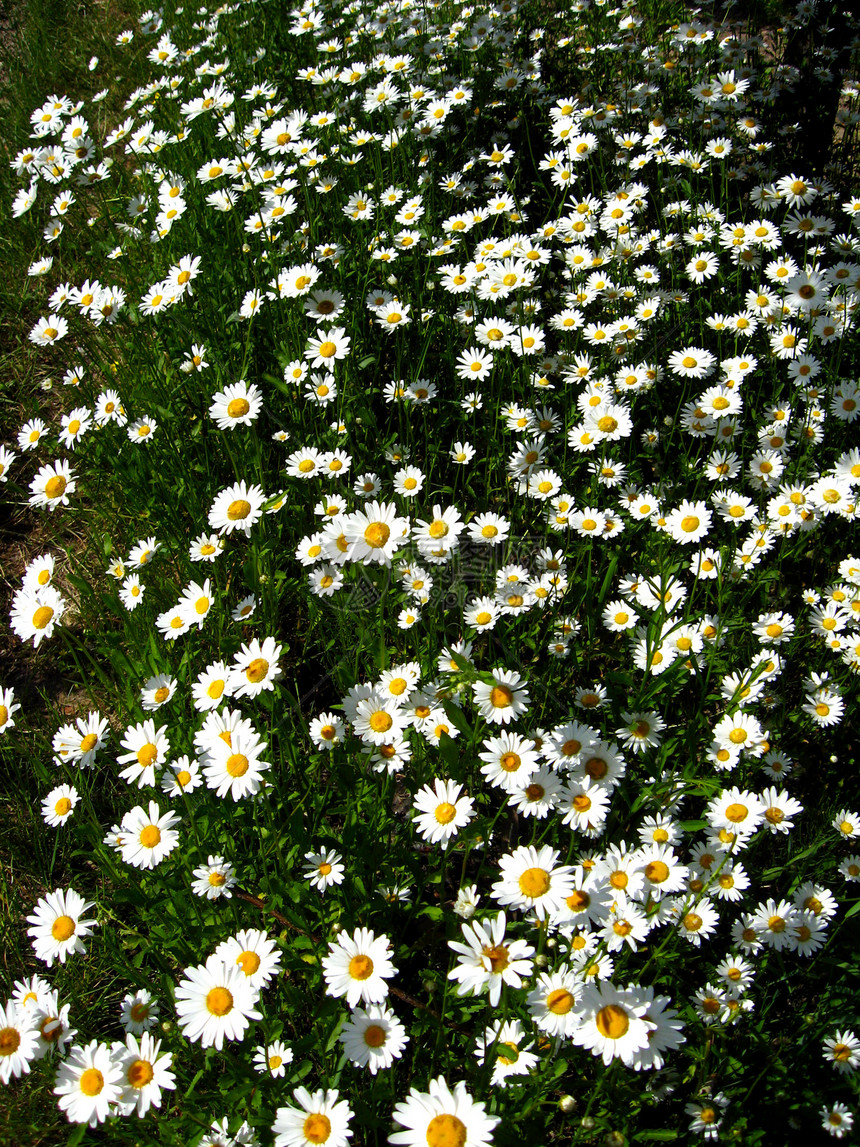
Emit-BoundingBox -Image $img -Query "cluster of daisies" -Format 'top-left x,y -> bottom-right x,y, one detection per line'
7,888 -> 500,1146
4,0 -> 860,1141
0,969 -> 174,1123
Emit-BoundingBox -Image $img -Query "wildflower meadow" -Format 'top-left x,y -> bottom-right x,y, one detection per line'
2,0 -> 860,1141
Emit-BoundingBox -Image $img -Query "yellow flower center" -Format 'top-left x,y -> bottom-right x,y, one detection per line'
137,743 -> 158,767
44,475 -> 67,499
364,522 -> 391,548
499,752 -> 521,773
245,658 -> 269,683
435,802 -> 456,824
237,950 -> 261,975
227,398 -> 251,419
206,987 -> 233,1016
140,825 -> 161,848
348,955 -> 374,980
547,988 -> 575,1014
645,860 -> 670,883
725,803 -> 748,822
489,685 -> 513,708
363,1024 -> 387,1048
226,753 -> 249,777
227,499 -> 251,520
79,1068 -> 104,1096
585,757 -> 608,779
128,1059 -> 154,1088
426,1114 -> 467,1147
368,710 -> 393,734
518,867 -> 550,898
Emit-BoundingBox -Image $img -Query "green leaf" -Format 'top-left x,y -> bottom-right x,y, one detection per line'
444,702 -> 472,739
597,552 -> 619,604
438,731 -> 460,770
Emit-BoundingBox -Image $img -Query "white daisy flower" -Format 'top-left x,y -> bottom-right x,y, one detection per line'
208,482 -> 266,536
214,929 -> 282,989
412,778 -> 474,849
321,928 -> 397,1008
272,1087 -> 353,1147
116,801 -> 181,869
254,1040 -> 294,1077
191,855 -> 237,899
174,956 -> 262,1051
572,981 -> 657,1066
0,999 -> 40,1083
472,669 -> 530,726
41,784 -> 79,827
447,911 -> 534,1007
115,1031 -> 175,1117
303,847 -> 345,892
27,888 -> 97,967
491,844 -> 575,919
389,1076 -> 498,1147
228,636 -> 283,698
53,1040 -> 124,1127
338,1005 -> 409,1075
120,990 -> 159,1035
